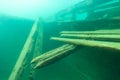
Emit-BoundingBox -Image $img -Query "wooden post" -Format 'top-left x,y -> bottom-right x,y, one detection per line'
8,19 -> 39,80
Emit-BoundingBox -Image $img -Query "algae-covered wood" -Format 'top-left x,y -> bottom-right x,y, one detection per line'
8,19 -> 39,80
61,34 -> 120,41
61,29 -> 120,34
51,37 -> 120,51
31,44 -> 76,69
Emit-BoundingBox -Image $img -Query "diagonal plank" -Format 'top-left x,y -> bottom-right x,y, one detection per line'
31,44 -> 76,69
8,19 -> 39,80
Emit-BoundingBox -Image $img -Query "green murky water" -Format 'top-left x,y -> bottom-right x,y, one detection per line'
0,0 -> 120,80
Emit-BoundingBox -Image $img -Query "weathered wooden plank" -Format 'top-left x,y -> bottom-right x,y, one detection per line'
8,19 -> 39,80
31,44 -> 76,69
61,34 -> 120,41
94,1 -> 119,11
61,29 -> 120,34
28,20 -> 44,80
51,37 -> 120,51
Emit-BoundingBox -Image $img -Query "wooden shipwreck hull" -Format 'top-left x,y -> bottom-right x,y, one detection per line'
9,19 -> 120,80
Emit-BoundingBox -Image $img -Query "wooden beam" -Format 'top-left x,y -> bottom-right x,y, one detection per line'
94,1 -> 119,11
60,29 -> 120,34
28,20 -> 44,80
8,19 -> 39,80
51,37 -> 120,51
61,34 -> 120,41
31,44 -> 76,69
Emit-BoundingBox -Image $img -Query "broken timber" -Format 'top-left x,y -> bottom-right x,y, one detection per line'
51,37 -> 120,51
8,19 -> 39,80
31,44 -> 76,69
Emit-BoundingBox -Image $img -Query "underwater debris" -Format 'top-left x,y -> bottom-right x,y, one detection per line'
8,19 -> 39,80
61,34 -> 120,41
31,29 -> 120,69
60,30 -> 120,34
31,44 -> 76,69
51,37 -> 120,51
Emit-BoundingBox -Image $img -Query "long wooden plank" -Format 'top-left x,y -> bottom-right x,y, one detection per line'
61,34 -> 120,41
31,44 -> 76,69
61,29 -> 120,34
29,21 -> 44,80
51,37 -> 120,51
31,44 -> 73,63
94,1 -> 119,11
8,19 -> 39,80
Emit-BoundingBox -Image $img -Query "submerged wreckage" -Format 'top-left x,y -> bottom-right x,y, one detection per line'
8,0 -> 120,80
